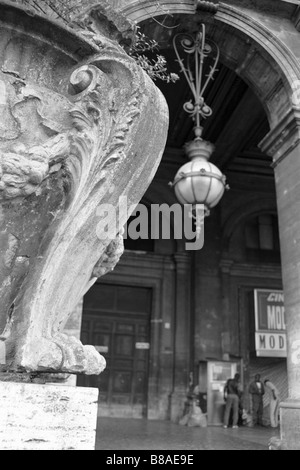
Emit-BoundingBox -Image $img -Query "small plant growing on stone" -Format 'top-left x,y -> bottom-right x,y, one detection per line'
127,28 -> 179,83
14,0 -> 179,84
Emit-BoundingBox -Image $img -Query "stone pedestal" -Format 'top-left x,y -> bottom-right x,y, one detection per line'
0,381 -> 98,450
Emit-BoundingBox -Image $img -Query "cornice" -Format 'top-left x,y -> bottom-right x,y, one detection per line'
220,260 -> 282,279
117,250 -> 176,271
259,108 -> 300,167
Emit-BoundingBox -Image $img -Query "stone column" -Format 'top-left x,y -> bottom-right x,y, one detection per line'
260,110 -> 300,450
0,2 -> 168,449
169,251 -> 192,422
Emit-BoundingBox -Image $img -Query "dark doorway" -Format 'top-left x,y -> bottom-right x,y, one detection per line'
77,283 -> 152,418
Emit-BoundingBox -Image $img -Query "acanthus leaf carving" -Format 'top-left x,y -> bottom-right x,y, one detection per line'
0,36 -> 168,376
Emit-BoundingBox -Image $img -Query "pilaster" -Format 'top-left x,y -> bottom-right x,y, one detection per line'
260,111 -> 300,449
169,252 -> 192,422
220,259 -> 234,355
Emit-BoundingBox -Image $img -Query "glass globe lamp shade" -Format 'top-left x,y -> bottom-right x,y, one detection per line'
174,160 -> 226,208
172,138 -> 228,213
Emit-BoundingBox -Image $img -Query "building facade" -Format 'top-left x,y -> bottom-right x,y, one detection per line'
71,1 -> 300,442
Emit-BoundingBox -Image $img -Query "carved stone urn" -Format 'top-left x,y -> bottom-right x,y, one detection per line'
0,1 -> 168,378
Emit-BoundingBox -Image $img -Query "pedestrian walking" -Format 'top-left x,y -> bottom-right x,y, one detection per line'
264,379 -> 280,428
223,374 -> 240,429
248,374 -> 265,426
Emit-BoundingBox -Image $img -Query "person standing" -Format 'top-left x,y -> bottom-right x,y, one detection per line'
235,373 -> 244,425
248,374 -> 265,426
264,379 -> 280,428
223,374 -> 240,429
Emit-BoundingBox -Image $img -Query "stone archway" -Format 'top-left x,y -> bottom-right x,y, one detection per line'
113,1 -> 300,127
113,0 -> 300,448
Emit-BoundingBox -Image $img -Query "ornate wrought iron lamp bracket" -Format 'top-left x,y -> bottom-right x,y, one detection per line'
172,24 -> 220,140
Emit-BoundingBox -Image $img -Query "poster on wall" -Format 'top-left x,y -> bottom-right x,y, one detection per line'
254,288 -> 286,357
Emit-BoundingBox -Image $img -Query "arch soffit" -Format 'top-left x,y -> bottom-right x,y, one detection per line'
117,1 -> 300,130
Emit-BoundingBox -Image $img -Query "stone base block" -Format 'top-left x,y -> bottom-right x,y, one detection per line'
280,400 -> 300,450
0,381 -> 99,450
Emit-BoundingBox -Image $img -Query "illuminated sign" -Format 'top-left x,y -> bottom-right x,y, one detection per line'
254,289 -> 286,357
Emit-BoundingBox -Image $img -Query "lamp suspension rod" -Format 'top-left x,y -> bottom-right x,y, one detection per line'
172,24 -> 220,138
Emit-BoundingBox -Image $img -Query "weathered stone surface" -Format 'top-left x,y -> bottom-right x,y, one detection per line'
280,400 -> 300,450
0,2 -> 168,376
69,0 -> 137,46
0,381 -> 99,450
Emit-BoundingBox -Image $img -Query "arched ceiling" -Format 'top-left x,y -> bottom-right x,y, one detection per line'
157,48 -> 270,173
138,14 -> 276,199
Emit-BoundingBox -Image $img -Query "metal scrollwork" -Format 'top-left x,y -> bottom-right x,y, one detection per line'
173,24 -> 219,138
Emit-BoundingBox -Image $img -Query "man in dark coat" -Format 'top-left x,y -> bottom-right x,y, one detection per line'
223,373 -> 241,428
248,374 -> 265,426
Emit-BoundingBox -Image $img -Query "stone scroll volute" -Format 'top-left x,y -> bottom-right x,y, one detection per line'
0,8 -> 169,376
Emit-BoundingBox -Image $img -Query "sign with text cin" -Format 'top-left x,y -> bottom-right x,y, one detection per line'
254,288 -> 286,358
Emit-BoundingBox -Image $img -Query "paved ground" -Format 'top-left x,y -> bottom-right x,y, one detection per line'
95,418 -> 280,451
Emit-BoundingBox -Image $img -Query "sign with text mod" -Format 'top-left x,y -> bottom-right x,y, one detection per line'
254,288 -> 286,357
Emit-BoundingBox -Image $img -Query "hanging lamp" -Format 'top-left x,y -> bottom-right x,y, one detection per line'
169,25 -> 229,234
